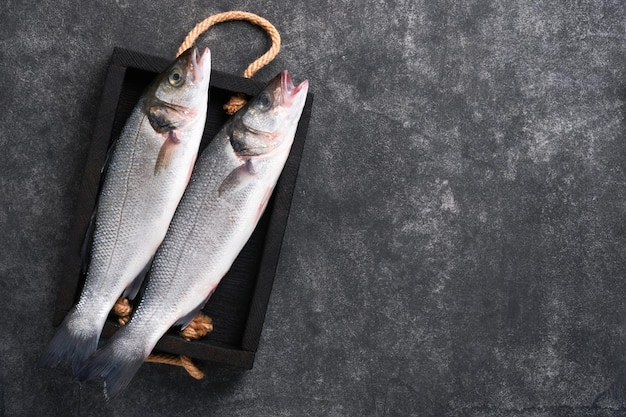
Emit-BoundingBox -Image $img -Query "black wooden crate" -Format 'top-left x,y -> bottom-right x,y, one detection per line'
51,47 -> 313,369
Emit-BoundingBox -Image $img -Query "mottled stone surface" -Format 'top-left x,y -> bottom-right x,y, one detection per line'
3,0 -> 626,415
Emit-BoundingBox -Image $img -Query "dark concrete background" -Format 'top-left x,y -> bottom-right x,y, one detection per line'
3,0 -> 626,415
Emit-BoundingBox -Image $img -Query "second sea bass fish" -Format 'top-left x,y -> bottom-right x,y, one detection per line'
78,70 -> 309,398
40,47 -> 211,373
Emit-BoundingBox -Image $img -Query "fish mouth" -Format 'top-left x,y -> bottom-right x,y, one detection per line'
279,70 -> 308,105
191,47 -> 211,84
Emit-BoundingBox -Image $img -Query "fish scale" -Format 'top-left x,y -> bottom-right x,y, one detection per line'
78,70 -> 309,399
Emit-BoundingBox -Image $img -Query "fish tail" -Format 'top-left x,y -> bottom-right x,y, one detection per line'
77,327 -> 148,399
39,309 -> 101,374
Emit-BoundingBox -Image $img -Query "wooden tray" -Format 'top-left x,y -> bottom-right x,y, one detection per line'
51,47 -> 314,369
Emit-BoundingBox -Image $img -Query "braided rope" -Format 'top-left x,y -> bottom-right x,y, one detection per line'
176,11 -> 281,114
176,11 -> 281,79
145,354 -> 205,379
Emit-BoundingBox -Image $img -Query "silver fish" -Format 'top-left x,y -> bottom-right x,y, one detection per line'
78,70 -> 309,398
40,47 -> 212,373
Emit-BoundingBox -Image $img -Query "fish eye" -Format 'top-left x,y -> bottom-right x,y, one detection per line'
167,68 -> 184,87
255,92 -> 272,112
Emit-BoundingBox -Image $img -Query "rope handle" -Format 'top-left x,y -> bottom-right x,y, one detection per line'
177,11 -> 282,115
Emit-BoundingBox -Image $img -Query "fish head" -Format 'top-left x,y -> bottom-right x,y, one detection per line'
232,70 -> 309,157
151,47 -> 212,112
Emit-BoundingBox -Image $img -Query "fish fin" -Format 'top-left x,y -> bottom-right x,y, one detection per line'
121,258 -> 152,301
254,185 -> 275,224
174,290 -> 215,329
77,327 -> 146,400
186,153 -> 197,184
174,310 -> 199,330
154,132 -> 180,174
39,310 -> 101,375
80,207 -> 98,276
217,160 -> 255,197
100,134 -> 120,177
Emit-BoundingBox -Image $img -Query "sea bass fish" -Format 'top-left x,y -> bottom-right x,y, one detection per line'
78,70 -> 308,398
40,47 -> 211,373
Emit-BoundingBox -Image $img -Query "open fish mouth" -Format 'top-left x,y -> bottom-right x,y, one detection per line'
191,47 -> 211,84
280,70 -> 308,105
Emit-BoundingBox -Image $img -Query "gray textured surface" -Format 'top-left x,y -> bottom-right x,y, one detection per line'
3,0 -> 626,415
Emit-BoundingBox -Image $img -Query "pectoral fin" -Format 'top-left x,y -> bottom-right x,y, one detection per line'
218,160 -> 255,197
154,132 -> 181,174
254,185 -> 275,224
80,207 -> 98,276
121,257 -> 152,301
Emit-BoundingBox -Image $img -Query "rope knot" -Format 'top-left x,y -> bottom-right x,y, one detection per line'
223,93 -> 248,116
112,297 -> 132,326
180,312 -> 214,341
112,297 -> 213,379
